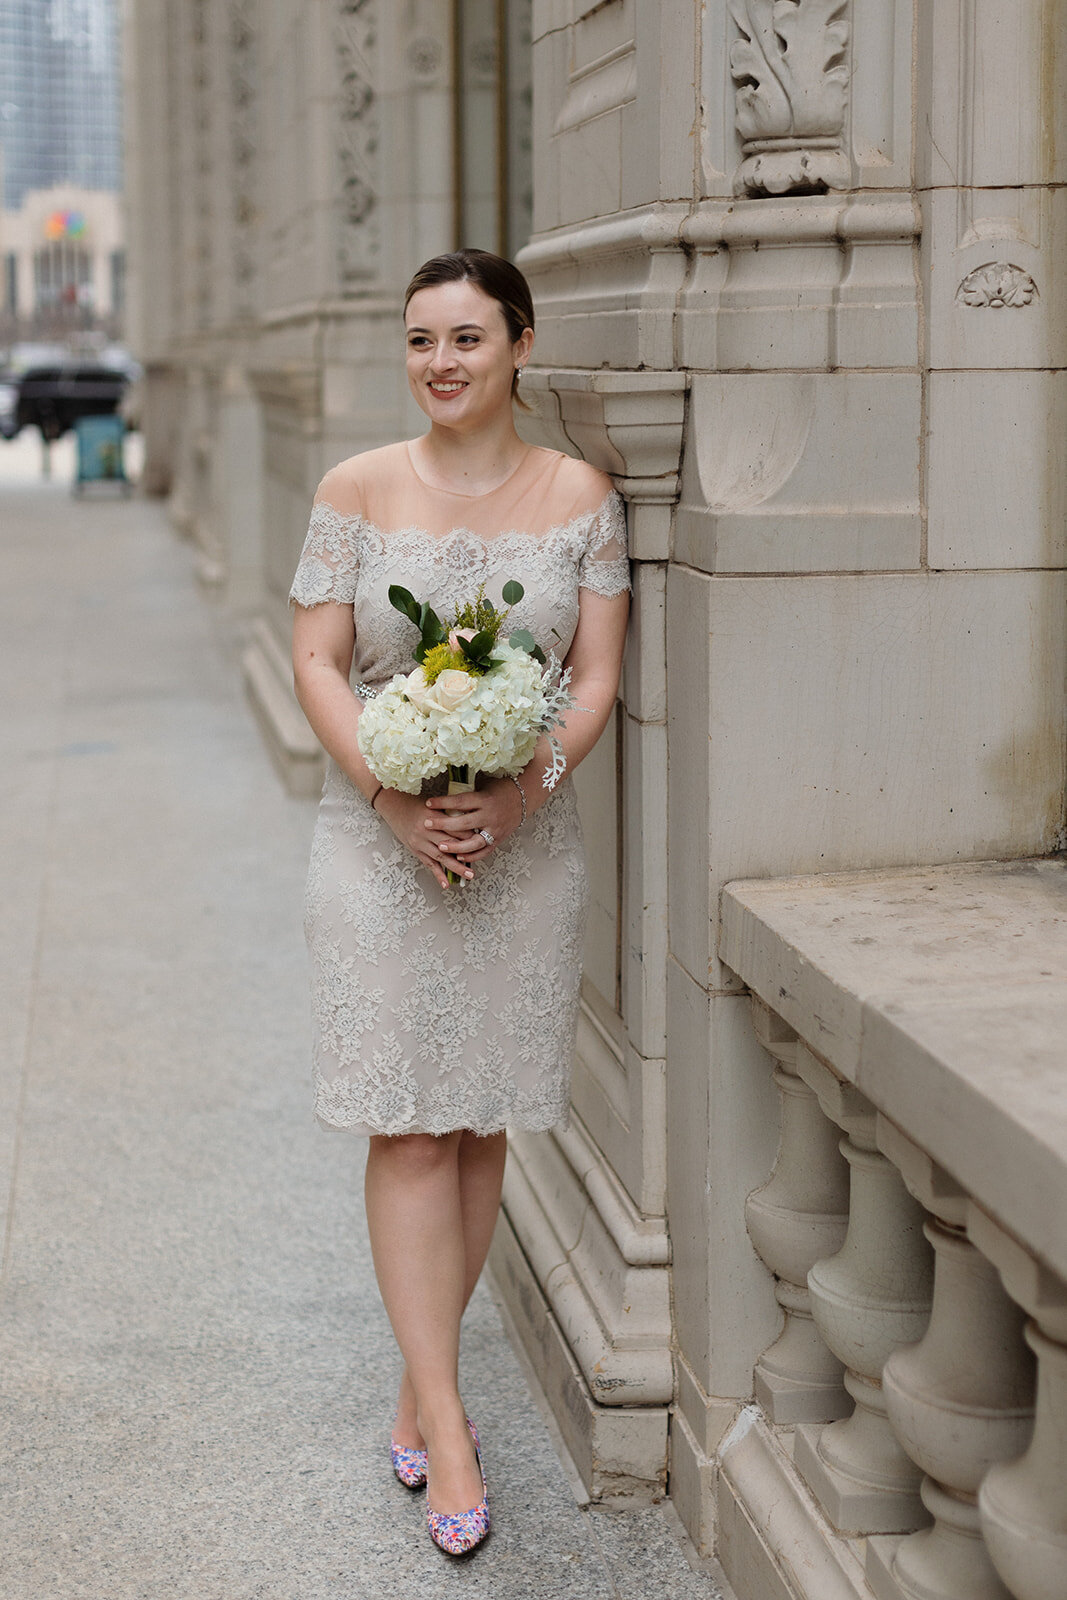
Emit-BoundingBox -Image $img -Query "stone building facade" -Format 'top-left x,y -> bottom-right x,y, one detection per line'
126,6 -> 1067,1600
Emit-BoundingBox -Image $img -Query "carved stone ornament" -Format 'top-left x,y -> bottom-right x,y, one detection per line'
956,261 -> 1038,309
729,0 -> 850,196
228,0 -> 258,303
191,0 -> 214,328
406,34 -> 443,81
470,32 -> 498,85
336,0 -> 380,285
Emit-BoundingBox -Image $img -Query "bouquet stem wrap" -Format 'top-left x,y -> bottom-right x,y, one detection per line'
446,765 -> 474,886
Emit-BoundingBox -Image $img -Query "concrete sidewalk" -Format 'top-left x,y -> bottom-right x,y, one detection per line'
0,453 -> 726,1600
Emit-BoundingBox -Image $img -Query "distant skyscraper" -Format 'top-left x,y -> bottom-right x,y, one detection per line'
0,0 -> 122,210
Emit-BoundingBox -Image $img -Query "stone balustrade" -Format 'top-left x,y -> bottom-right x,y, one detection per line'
717,860 -> 1067,1600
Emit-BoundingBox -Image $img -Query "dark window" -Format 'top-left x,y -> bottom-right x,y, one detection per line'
452,0 -> 532,259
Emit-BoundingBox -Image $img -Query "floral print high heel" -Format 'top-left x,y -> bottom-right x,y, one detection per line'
427,1418 -> 490,1555
390,1434 -> 428,1489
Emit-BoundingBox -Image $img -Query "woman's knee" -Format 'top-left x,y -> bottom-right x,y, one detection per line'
369,1130 -> 461,1180
458,1128 -> 507,1164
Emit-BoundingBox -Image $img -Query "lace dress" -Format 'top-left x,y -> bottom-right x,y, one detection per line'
289,442 -> 630,1137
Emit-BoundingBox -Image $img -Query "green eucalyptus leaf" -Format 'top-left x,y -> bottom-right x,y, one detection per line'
508,628 -> 546,665
501,579 -> 524,605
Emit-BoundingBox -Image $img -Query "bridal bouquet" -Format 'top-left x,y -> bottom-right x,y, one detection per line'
357,580 -> 577,804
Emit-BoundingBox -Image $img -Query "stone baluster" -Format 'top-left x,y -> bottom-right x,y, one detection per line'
792,1049 -> 934,1535
744,999 -> 850,1424
968,1210 -> 1067,1600
870,1125 -> 1035,1600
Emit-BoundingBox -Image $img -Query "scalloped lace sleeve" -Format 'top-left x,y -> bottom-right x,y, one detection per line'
577,490 -> 630,597
289,501 -> 362,607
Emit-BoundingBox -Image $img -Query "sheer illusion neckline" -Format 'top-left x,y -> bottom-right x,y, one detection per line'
311,494 -> 617,549
403,440 -> 540,500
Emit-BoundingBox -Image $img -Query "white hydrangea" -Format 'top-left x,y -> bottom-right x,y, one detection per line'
357,642 -> 568,793
356,677 -> 440,793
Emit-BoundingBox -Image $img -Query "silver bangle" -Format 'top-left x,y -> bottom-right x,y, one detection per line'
508,772 -> 527,826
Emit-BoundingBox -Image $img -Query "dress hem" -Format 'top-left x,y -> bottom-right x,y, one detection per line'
313,1109 -> 571,1139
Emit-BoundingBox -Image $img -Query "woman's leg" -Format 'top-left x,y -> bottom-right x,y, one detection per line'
392,1130 -> 507,1450
457,1129 -> 509,1296
365,1130 -> 502,1513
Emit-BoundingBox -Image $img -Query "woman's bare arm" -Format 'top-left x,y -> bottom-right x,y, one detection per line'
292,601 -> 474,889
291,600 -> 379,797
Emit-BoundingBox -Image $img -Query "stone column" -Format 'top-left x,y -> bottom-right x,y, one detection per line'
793,1052 -> 934,1535
869,1128 -> 1035,1600
970,1211 -> 1067,1600
744,1000 -> 850,1424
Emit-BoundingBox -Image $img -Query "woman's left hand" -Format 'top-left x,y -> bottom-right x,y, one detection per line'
422,777 -> 524,870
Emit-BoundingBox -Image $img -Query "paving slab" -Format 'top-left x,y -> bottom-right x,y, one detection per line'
0,448 -> 726,1600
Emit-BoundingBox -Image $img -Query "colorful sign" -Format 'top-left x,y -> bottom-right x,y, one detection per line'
44,210 -> 87,241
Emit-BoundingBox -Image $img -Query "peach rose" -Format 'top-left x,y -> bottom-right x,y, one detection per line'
426,668 -> 476,712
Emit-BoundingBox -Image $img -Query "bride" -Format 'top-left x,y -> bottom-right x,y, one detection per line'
290,248 -> 629,1554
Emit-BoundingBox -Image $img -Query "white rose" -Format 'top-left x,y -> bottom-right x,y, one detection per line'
426,668 -> 477,712
404,666 -> 432,711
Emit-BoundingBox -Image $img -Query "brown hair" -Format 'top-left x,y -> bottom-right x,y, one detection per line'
404,248 -> 534,405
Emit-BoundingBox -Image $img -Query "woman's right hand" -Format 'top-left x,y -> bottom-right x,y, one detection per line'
373,789 -> 476,890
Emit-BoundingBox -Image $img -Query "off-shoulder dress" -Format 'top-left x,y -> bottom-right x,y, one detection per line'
289,441 -> 630,1137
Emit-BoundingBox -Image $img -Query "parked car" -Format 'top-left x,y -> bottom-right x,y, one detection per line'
7,362 -> 130,441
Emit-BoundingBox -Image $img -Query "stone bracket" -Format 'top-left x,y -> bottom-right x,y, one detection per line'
520,368 -> 688,562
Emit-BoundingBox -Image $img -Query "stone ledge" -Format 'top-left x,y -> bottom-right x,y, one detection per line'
241,617 -> 325,799
720,858 -> 1067,1281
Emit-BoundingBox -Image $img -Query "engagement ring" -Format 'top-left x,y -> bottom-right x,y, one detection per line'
479,829 -> 495,846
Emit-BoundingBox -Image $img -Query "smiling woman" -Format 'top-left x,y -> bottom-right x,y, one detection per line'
289,248 -> 629,1557
404,248 -> 535,448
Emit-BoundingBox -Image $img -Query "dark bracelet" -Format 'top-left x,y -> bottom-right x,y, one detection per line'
369,783 -> 384,810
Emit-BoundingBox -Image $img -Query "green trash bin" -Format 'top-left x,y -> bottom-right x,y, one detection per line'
73,414 -> 131,495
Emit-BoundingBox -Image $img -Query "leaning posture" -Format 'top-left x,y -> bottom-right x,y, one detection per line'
290,249 -> 629,1555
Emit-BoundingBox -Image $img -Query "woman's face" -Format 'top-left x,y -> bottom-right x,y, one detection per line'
404,279 -> 533,431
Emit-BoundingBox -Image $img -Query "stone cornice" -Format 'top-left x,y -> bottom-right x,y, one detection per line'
521,191 -> 920,274
517,202 -> 692,274
685,192 -> 921,248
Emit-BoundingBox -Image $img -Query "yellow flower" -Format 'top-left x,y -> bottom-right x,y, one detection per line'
421,642 -> 461,684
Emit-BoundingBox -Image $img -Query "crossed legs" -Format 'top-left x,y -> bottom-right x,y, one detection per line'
364,1128 -> 507,1515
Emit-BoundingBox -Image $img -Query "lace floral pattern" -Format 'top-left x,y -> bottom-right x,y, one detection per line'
295,485 -> 624,1137
289,491 -> 630,686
